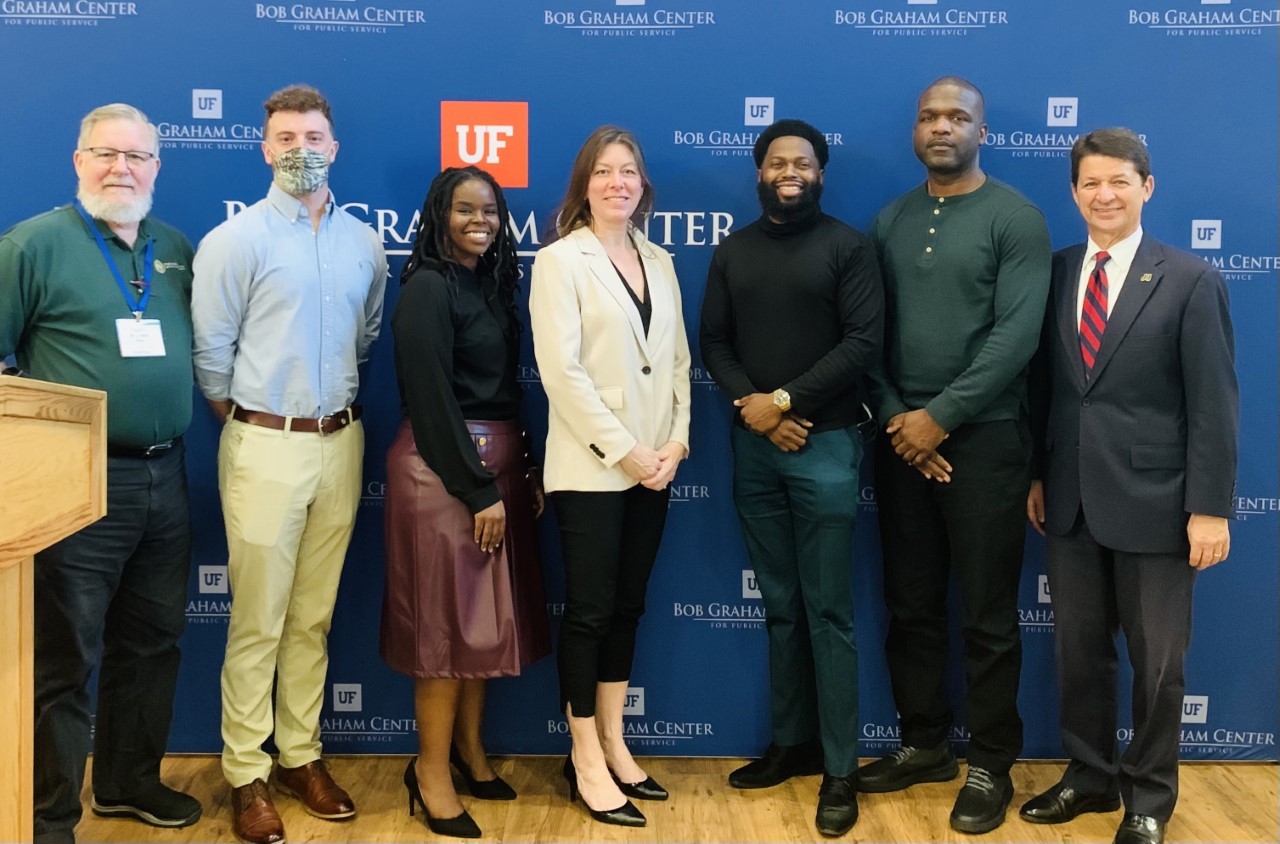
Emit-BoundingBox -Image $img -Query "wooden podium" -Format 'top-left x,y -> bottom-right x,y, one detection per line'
0,377 -> 107,843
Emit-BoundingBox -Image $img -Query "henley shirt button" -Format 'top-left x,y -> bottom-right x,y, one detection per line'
938,197 -> 946,203
478,437 -> 487,446
925,247 -> 933,253
929,228 -> 936,234
933,209 -> 941,216
641,365 -> 652,375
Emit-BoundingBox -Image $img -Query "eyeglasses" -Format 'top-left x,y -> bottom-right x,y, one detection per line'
81,147 -> 156,166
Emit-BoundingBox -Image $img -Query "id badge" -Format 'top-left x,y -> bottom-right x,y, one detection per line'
115,318 -> 167,357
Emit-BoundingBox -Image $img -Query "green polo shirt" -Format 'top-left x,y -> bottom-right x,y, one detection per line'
870,178 -> 1051,431
0,205 -> 195,447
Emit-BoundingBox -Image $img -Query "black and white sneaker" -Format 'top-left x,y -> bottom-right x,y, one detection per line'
91,783 -> 202,828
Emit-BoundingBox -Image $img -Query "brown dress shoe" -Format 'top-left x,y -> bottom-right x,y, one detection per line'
276,759 -> 356,820
231,779 -> 285,844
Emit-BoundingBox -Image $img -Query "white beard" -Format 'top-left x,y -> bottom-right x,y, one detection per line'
77,186 -> 153,226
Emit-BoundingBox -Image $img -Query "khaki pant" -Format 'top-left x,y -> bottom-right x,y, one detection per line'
217,417 -> 364,787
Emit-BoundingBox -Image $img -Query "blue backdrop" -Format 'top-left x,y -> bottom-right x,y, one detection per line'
3,0 -> 1276,762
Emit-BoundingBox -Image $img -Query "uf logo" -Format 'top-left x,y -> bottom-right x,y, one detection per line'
440,102 -> 529,188
1191,220 -> 1222,249
192,89 -> 222,120
1046,97 -> 1078,127
744,97 -> 775,126
742,570 -> 762,599
1037,575 -> 1051,604
198,565 -> 229,594
333,683 -> 362,712
1182,695 -> 1209,723
624,686 -> 645,716
744,97 -> 775,127
456,126 -> 514,165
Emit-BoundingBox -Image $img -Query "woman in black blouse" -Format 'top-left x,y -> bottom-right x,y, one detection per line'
381,166 -> 549,839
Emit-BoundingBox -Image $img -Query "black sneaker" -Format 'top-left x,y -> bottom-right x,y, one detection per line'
91,783 -> 202,828
855,744 -> 959,793
816,774 -> 859,837
949,766 -> 1013,834
728,739 -> 823,789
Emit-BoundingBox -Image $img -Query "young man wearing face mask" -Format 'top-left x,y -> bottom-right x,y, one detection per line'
192,85 -> 387,844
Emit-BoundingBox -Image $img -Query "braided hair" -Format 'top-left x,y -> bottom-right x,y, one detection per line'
401,167 -> 521,327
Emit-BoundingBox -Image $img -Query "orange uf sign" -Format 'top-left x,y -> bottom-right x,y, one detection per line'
440,101 -> 529,188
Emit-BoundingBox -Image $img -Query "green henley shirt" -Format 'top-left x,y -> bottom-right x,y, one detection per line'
869,178 -> 1051,431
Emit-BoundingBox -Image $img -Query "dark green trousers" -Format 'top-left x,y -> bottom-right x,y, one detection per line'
731,424 -> 862,776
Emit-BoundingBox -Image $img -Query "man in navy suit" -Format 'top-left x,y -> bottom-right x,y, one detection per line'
1022,127 -> 1238,844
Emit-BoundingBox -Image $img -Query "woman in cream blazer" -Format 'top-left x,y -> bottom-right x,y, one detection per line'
529,126 -> 691,828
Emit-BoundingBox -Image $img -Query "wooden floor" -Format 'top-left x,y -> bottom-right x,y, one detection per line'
76,755 -> 1278,843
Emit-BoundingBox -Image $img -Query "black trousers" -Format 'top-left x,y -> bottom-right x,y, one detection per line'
34,445 -> 191,838
874,419 -> 1029,773
1046,512 -> 1196,820
552,485 -> 670,718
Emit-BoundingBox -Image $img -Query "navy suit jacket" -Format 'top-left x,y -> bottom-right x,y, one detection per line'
1033,235 -> 1238,553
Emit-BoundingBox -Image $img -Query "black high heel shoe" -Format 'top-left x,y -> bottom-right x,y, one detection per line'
403,757 -> 482,839
450,745 -> 517,800
610,769 -> 669,801
562,756 -> 646,827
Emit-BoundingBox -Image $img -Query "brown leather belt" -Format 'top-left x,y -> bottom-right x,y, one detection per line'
232,405 -> 362,435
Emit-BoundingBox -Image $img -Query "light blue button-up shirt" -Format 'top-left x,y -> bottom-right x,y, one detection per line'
192,183 -> 387,417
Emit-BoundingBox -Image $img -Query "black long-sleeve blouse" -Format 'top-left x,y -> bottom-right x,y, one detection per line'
391,261 -> 522,513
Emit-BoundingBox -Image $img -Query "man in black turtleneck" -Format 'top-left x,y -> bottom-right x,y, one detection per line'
700,119 -> 884,838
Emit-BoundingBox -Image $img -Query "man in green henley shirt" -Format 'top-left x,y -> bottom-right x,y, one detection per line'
857,76 -> 1051,835
0,104 -> 200,844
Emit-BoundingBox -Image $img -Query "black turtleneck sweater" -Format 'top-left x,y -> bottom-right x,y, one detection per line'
699,211 -> 885,432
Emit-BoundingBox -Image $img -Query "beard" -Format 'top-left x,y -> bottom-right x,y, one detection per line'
77,185 -> 153,226
756,177 -> 823,225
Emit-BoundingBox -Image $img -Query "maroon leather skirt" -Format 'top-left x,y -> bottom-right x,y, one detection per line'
379,419 -> 551,678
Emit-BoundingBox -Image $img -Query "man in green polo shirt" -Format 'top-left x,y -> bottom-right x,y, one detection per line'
0,103 -> 201,844
858,76 -> 1051,834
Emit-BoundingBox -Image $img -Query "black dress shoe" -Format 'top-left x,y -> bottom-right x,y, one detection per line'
856,744 -> 959,793
403,758 -> 482,839
1020,781 -> 1121,824
562,757 -> 646,827
610,769 -> 669,800
449,746 -> 517,800
728,739 -> 823,789
1114,813 -> 1166,844
816,774 -> 859,837
949,767 -> 1013,834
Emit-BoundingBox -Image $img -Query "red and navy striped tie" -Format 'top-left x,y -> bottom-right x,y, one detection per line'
1079,250 -> 1110,378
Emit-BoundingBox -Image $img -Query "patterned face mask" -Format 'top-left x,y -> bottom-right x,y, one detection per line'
271,146 -> 330,195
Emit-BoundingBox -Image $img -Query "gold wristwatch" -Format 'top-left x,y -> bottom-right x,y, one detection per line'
772,388 -> 791,412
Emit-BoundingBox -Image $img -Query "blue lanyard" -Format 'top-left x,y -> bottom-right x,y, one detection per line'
74,200 -> 153,319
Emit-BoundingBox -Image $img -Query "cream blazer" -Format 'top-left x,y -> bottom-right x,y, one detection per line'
530,225 -> 692,493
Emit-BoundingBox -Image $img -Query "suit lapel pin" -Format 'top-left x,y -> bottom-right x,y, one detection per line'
1140,273 -> 1153,283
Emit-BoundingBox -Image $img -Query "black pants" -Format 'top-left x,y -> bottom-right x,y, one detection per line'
874,419 -> 1029,773
1046,512 -> 1196,820
33,445 -> 191,839
552,485 -> 669,717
